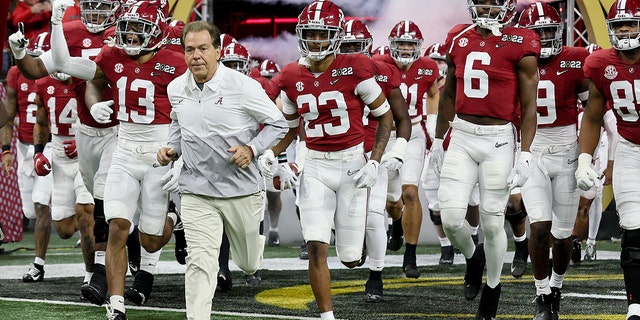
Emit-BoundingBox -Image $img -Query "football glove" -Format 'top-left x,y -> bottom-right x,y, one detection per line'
51,0 -> 75,25
8,23 -> 28,60
381,137 -> 407,171
575,153 -> 599,191
353,160 -> 379,188
507,151 -> 532,190
90,100 -> 114,124
430,138 -> 445,175
277,163 -> 299,190
258,149 -> 276,178
33,152 -> 52,176
160,157 -> 183,193
63,139 -> 77,159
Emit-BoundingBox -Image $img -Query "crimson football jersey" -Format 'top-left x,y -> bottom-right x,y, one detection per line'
364,59 -> 402,152
373,54 -> 439,121
251,74 -> 280,101
279,54 -> 379,152
537,46 -> 589,127
61,20 -> 117,129
94,45 -> 187,125
6,66 -> 37,144
35,76 -> 80,137
164,23 -> 184,53
584,48 -> 640,144
444,24 -> 540,121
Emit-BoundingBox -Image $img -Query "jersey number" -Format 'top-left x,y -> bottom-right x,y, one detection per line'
610,80 -> 640,122
47,97 -> 78,135
463,52 -> 490,98
297,91 -> 350,137
115,77 -> 156,124
536,80 -> 558,125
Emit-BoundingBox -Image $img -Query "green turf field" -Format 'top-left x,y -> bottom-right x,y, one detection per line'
0,233 -> 627,320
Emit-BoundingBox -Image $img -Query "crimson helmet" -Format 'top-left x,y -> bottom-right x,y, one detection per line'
607,0 -> 640,50
80,0 -> 121,33
259,59 -> 281,78
28,32 -> 70,81
167,17 -> 185,28
518,2 -> 563,58
116,1 -> 167,55
221,42 -> 252,75
372,45 -> 389,57
425,43 -> 446,60
296,0 -> 345,61
220,33 -> 237,49
467,0 -> 517,33
388,20 -> 423,65
340,19 -> 373,56
585,43 -> 602,54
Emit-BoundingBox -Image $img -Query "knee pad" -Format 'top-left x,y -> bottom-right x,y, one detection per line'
505,206 -> 527,224
429,209 -> 442,226
622,229 -> 640,269
93,199 -> 109,243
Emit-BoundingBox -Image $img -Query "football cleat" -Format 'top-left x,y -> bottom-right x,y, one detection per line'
267,231 -> 280,247
550,287 -> 561,320
106,306 -> 127,320
511,238 -> 529,278
216,267 -> 233,292
126,227 -> 141,276
299,243 -> 309,260
22,263 -> 44,282
464,244 -> 486,300
170,201 -> 187,265
533,292 -> 553,320
402,253 -> 420,278
570,238 -> 582,265
584,243 -> 597,261
364,278 -> 384,303
439,245 -> 455,265
81,264 -> 108,305
245,272 -> 261,287
124,270 -> 154,305
476,283 -> 501,320
387,219 -> 404,251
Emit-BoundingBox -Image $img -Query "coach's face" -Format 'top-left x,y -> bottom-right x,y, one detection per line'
184,30 -> 221,83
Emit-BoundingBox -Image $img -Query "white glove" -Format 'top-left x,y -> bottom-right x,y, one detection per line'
160,157 -> 183,193
507,151 -> 532,190
430,138 -> 445,175
8,23 -> 28,60
353,160 -> 379,188
257,149 -> 276,178
51,0 -> 75,25
575,153 -> 600,191
295,140 -> 308,171
90,100 -> 114,124
381,137 -> 407,171
425,114 -> 437,142
277,163 -> 299,189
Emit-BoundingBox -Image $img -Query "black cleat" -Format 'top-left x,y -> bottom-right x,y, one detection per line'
245,272 -> 261,287
126,227 -> 141,277
267,231 -> 280,247
299,243 -> 309,260
464,244 -> 485,300
511,238 -> 529,278
170,200 -> 187,265
81,264 -> 107,305
476,283 -> 501,320
107,309 -> 127,320
570,237 -> 582,266
550,287 -> 561,320
216,267 -> 233,292
402,253 -> 420,278
22,263 -> 44,282
364,278 -> 384,303
439,245 -> 455,265
124,270 -> 154,305
387,219 -> 404,251
533,292 -> 553,320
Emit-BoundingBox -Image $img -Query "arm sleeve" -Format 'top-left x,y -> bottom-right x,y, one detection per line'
51,23 -> 97,80
603,109 -> 619,161
38,51 -> 56,75
355,77 -> 383,105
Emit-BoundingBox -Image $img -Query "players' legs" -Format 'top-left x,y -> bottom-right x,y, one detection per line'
266,190 -> 282,246
506,192 -> 529,278
365,169 -> 387,300
585,183 -> 603,261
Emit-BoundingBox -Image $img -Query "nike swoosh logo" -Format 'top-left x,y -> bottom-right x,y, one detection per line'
415,76 -> 423,80
567,158 -> 578,164
495,43 -> 508,48
556,70 -> 569,76
495,142 -> 508,148
347,169 -> 359,176
330,78 -> 341,85
177,99 -> 184,104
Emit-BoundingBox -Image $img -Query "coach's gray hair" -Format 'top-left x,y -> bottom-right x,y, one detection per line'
181,21 -> 221,49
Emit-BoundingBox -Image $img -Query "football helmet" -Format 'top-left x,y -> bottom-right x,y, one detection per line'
425,43 -> 447,78
467,0 -> 517,34
80,0 -> 121,33
585,43 -> 602,54
372,45 -> 389,57
340,19 -> 373,56
116,1 -> 167,55
259,59 -> 281,78
518,2 -> 563,58
388,20 -> 423,65
220,33 -> 237,50
607,0 -> 640,50
221,42 -> 252,75
27,32 -> 70,81
296,0 -> 345,61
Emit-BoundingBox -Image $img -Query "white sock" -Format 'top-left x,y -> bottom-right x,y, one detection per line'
586,238 -> 596,246
167,211 -> 178,226
549,271 -> 565,289
269,227 -> 278,232
140,246 -> 161,274
84,272 -> 93,284
34,257 -> 45,266
110,295 -> 125,313
320,311 -> 335,320
535,278 -> 551,296
514,234 -> 527,242
470,226 -> 479,235
95,251 -> 106,265
439,237 -> 451,247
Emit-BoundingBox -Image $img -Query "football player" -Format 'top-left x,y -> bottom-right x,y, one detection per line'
434,0 -> 540,318
1,43 -> 54,285
49,1 -> 186,319
577,1 -> 640,319
30,31 -> 98,290
339,18 -> 411,302
517,3 -> 590,318
261,1 -> 393,318
372,20 -> 440,279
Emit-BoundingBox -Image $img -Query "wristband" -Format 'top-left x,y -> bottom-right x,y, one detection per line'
34,144 -> 45,154
2,150 -> 10,157
277,153 -> 288,164
2,145 -> 10,152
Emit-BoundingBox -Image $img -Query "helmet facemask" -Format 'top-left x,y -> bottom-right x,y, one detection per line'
608,18 -> 640,50
80,0 -> 120,33
297,26 -> 342,61
116,14 -> 164,55
389,38 -> 422,65
468,0 -> 515,36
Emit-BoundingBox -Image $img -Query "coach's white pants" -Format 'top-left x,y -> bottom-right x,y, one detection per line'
182,192 -> 265,320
